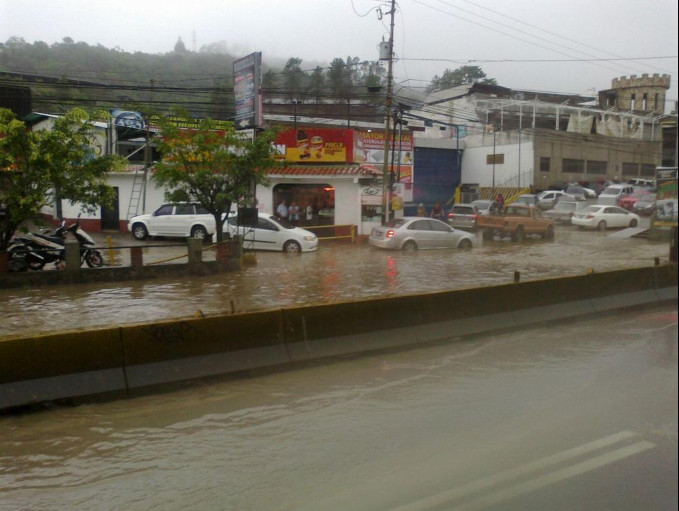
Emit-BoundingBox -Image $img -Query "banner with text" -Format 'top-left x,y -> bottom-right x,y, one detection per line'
353,131 -> 414,184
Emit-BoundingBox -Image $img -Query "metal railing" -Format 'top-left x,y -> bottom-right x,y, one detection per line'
303,224 -> 357,242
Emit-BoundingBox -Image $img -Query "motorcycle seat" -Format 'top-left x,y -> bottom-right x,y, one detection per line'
34,233 -> 66,245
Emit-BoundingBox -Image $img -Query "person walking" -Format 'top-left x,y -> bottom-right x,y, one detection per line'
276,200 -> 289,219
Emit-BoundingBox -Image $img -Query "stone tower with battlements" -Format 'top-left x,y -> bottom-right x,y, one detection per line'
599,74 -> 671,114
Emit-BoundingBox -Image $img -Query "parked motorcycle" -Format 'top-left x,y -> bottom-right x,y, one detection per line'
7,218 -> 104,272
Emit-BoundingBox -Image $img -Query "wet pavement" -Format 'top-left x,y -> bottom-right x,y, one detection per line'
0,305 -> 676,511
0,222 -> 671,337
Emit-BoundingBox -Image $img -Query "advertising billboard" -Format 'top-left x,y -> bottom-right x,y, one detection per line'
233,52 -> 263,131
274,129 -> 352,163
656,167 -> 678,226
353,131 -> 414,184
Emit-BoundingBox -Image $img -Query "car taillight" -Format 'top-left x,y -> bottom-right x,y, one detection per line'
472,214 -> 478,221
448,213 -> 453,218
386,230 -> 395,238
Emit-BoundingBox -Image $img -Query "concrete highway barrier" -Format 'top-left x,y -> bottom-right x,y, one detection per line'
120,309 -> 289,390
1,265 -> 677,411
0,327 -> 126,410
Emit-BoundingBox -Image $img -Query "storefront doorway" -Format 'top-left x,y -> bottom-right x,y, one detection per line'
273,184 -> 335,226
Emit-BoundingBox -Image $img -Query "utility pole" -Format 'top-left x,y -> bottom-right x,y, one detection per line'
381,0 -> 396,225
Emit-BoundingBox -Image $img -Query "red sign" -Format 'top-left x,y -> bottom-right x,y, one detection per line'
274,129 -> 352,163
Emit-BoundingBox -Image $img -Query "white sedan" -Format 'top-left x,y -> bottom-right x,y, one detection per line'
224,213 -> 318,253
572,205 -> 641,231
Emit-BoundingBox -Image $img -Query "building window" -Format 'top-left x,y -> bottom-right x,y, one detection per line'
631,93 -> 636,110
622,163 -> 639,176
562,158 -> 584,174
641,164 -> 656,177
587,161 -> 608,175
643,93 -> 648,111
540,157 -> 551,172
654,93 -> 659,110
486,154 -> 505,165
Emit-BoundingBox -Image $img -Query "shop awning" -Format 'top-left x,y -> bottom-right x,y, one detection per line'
270,164 -> 381,177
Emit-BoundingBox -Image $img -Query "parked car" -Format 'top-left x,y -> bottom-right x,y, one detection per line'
572,205 -> 641,231
224,213 -> 318,253
586,182 -> 608,196
477,205 -> 555,241
369,218 -> 475,251
129,203 -> 216,241
548,182 -> 569,191
514,194 -> 540,207
597,184 -> 635,206
536,190 -> 573,210
471,200 -> 501,216
633,193 -> 657,216
627,178 -> 654,187
543,201 -> 587,223
564,184 -> 588,201
448,204 -> 479,230
619,189 -> 652,210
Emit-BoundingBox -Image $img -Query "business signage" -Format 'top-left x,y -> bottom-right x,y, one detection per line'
353,131 -> 414,184
110,109 -> 145,130
274,129 -> 351,163
233,52 -> 263,131
656,167 -> 678,226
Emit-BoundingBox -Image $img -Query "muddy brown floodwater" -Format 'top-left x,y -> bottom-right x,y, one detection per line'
0,224 -> 670,337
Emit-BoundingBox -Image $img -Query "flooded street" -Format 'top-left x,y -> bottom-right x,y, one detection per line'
0,224 -> 670,337
0,305 -> 676,511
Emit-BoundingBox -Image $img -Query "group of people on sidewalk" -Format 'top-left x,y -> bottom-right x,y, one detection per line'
275,200 -> 314,226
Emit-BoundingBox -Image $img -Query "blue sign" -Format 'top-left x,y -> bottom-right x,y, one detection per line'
111,109 -> 145,130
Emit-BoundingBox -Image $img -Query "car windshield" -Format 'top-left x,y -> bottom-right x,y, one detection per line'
472,201 -> 491,209
270,216 -> 295,229
603,187 -> 621,195
385,219 -> 407,228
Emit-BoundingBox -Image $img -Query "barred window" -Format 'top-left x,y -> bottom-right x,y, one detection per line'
586,161 -> 608,175
540,157 -> 551,172
622,163 -> 639,176
562,159 -> 585,174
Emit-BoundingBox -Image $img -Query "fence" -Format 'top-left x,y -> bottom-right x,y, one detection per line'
304,224 -> 356,242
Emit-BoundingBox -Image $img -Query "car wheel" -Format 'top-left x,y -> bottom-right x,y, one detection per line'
629,219 -> 638,228
191,225 -> 209,241
132,223 -> 149,241
402,240 -> 418,251
512,226 -> 526,242
283,240 -> 302,253
544,225 -> 555,239
597,221 -> 607,231
458,238 -> 473,250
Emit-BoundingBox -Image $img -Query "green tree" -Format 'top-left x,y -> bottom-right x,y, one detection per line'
427,65 -> 497,93
306,66 -> 326,102
0,108 -> 123,250
153,113 -> 282,243
174,37 -> 187,54
282,57 -> 306,97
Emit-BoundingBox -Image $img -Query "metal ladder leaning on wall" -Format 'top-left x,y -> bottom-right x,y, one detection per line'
127,166 -> 147,220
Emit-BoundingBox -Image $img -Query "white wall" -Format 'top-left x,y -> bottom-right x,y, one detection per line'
461,138 -> 535,188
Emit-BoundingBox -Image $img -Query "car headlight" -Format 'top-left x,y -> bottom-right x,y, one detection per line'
303,235 -> 316,242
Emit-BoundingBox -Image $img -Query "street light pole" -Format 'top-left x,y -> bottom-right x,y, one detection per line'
381,0 -> 396,225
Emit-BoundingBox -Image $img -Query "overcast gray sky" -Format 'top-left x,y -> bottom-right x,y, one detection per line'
1,0 -> 677,101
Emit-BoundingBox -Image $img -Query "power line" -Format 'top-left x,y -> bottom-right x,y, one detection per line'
402,56 -> 679,64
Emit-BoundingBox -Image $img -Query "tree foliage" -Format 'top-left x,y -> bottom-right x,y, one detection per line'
153,113 -> 282,242
427,65 -> 497,93
0,108 -> 123,250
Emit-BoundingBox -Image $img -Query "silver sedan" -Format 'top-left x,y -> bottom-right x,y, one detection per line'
369,217 -> 475,251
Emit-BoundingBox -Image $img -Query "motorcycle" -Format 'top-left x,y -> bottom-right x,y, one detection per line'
7,218 -> 104,272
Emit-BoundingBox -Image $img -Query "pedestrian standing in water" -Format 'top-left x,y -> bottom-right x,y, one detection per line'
417,203 -> 427,217
289,201 -> 300,226
305,201 -> 314,225
276,200 -> 289,219
496,193 -> 505,213
431,202 -> 445,221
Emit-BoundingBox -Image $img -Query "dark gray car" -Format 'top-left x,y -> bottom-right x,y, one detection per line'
543,201 -> 586,223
